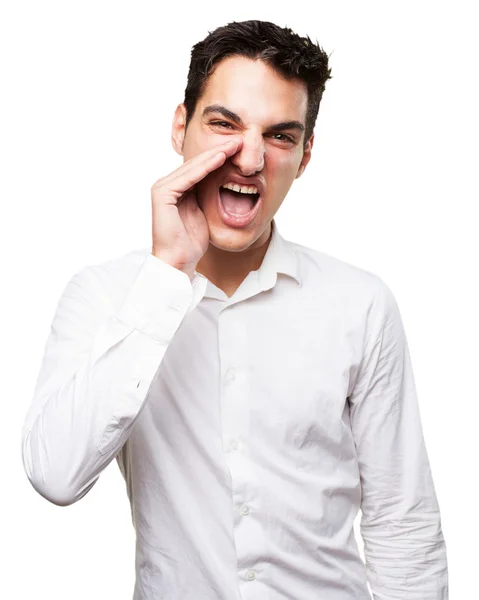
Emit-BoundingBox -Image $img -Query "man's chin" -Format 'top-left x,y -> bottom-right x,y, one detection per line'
205,213 -> 272,256
206,224 -> 257,252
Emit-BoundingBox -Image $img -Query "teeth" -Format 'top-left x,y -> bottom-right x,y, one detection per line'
221,182 -> 258,195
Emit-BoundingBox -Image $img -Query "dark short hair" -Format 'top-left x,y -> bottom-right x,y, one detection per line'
183,20 -> 332,149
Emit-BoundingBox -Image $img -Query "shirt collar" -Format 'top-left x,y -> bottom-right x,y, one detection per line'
256,218 -> 302,289
194,218 -> 302,301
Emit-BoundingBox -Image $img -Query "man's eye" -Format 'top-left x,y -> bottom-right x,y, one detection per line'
210,121 -> 234,129
270,133 -> 295,144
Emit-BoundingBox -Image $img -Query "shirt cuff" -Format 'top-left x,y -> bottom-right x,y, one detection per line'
117,253 -> 195,343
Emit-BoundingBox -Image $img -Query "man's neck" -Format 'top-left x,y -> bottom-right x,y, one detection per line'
196,223 -> 273,298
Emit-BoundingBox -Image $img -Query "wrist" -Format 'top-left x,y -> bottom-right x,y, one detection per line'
152,250 -> 195,281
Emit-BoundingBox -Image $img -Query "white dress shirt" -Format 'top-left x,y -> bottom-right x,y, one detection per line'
21,219 -> 448,599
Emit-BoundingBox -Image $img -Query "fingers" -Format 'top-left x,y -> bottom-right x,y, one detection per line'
167,144 -> 238,194
153,138 -> 242,195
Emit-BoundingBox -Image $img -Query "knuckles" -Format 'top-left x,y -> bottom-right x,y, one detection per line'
151,177 -> 165,189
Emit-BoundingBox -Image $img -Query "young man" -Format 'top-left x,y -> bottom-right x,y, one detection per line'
21,20 -> 448,600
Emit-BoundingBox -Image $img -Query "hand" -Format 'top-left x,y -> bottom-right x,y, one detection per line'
151,138 -> 242,279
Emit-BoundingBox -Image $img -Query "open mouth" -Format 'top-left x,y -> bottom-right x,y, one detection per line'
217,184 -> 262,227
219,186 -> 260,216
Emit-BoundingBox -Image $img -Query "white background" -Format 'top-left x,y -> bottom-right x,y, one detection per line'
2,1 -> 477,598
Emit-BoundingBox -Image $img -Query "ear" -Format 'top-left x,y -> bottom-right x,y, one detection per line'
171,103 -> 187,156
296,133 -> 314,179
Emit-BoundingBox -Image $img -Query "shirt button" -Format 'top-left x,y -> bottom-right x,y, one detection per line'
247,570 -> 256,580
226,368 -> 236,380
241,505 -> 250,515
230,439 -> 238,450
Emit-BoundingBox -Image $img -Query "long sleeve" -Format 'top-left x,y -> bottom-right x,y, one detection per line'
21,252 -> 205,507
348,279 -> 448,599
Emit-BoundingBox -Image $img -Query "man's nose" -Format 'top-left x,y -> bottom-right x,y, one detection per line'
230,133 -> 265,175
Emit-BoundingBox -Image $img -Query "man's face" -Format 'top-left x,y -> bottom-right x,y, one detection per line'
172,56 -> 313,252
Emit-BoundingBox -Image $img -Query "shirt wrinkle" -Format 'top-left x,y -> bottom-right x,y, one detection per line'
21,218 -> 448,599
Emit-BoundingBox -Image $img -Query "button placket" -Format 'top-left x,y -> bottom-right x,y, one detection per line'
219,309 -> 263,590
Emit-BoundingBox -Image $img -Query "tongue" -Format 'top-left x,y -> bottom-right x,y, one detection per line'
220,188 -> 255,215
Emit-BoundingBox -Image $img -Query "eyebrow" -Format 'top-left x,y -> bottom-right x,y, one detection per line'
202,104 -> 305,133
